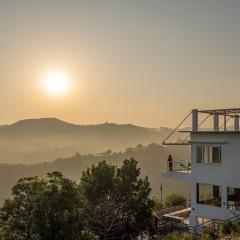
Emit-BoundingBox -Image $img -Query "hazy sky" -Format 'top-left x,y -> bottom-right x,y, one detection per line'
1,0 -> 240,127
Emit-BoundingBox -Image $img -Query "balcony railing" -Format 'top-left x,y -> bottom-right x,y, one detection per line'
165,161 -> 191,173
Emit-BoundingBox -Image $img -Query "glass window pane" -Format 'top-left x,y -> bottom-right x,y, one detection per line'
212,147 -> 221,163
196,146 -> 221,164
197,146 -> 203,163
228,187 -> 240,210
204,147 -> 209,163
197,183 -> 221,207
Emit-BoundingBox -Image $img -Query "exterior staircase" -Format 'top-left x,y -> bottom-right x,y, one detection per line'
193,214 -> 240,235
157,214 -> 240,237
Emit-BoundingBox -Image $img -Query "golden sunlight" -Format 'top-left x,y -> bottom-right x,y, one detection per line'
43,71 -> 70,95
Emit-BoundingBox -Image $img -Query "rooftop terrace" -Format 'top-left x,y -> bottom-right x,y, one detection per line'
163,108 -> 240,145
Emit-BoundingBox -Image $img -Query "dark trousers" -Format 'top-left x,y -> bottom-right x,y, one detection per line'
169,162 -> 173,171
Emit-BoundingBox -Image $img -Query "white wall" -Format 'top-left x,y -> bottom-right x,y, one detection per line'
190,132 -> 240,223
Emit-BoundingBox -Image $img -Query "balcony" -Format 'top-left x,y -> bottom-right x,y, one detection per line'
162,160 -> 191,181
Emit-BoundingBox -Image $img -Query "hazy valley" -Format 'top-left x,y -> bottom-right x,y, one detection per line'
0,118 -> 177,164
0,118 -> 190,204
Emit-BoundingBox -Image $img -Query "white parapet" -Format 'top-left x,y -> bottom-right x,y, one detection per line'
162,170 -> 191,181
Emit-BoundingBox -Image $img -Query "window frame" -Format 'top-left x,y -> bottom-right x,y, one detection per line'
227,186 -> 240,211
196,145 -> 221,164
197,183 -> 222,207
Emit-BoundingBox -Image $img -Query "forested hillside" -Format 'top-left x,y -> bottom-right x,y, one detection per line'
0,143 -> 190,205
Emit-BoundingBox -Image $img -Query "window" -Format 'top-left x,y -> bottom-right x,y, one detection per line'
227,187 -> 240,211
196,146 -> 221,164
197,183 -> 221,207
212,147 -> 221,163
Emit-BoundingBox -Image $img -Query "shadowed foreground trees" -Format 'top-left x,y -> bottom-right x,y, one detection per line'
0,176 -> 46,240
0,158 -> 154,240
0,172 -> 90,240
81,159 -> 154,239
33,172 -> 85,240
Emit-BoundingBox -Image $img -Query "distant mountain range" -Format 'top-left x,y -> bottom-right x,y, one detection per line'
0,118 -> 176,164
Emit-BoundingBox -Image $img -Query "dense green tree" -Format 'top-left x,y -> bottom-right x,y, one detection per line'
117,158 -> 155,237
81,158 -> 154,239
81,161 -> 116,203
165,193 -> 187,208
0,159 -> 154,240
0,176 -> 46,240
33,172 -> 84,240
81,161 -> 125,239
0,172 -> 90,240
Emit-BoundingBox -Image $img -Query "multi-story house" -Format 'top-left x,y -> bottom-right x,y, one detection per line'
163,108 -> 240,229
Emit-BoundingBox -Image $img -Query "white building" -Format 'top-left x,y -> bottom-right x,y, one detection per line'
163,108 -> 240,229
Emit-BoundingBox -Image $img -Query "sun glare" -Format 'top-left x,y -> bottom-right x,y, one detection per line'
44,71 -> 70,95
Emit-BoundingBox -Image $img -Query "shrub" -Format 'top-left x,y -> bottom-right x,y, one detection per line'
152,196 -> 163,212
164,234 -> 181,240
201,228 -> 219,240
165,194 -> 187,207
220,220 -> 237,236
164,234 -> 198,240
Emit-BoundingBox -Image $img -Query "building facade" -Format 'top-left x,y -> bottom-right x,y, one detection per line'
163,109 -> 240,228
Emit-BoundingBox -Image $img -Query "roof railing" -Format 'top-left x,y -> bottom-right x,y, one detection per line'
162,108 -> 240,145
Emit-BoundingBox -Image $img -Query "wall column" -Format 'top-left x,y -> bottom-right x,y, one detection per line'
213,113 -> 219,131
189,213 -> 198,232
224,111 -> 227,132
222,186 -> 228,212
234,115 -> 239,131
192,109 -> 198,132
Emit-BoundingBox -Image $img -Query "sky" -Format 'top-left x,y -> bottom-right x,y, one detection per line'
0,0 -> 240,128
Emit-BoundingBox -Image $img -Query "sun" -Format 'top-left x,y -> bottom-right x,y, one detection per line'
43,71 -> 70,95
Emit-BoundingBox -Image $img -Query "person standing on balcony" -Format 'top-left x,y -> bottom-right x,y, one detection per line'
167,155 -> 173,171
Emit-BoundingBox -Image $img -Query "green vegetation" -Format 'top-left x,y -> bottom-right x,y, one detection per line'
220,220 -> 238,236
165,193 -> 187,207
152,193 -> 187,212
152,196 -> 164,212
0,158 -> 155,240
0,143 -> 190,206
164,235 -> 197,240
201,228 -> 219,240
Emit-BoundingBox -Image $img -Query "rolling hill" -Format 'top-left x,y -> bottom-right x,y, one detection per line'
0,118 -> 175,164
0,118 -> 190,205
